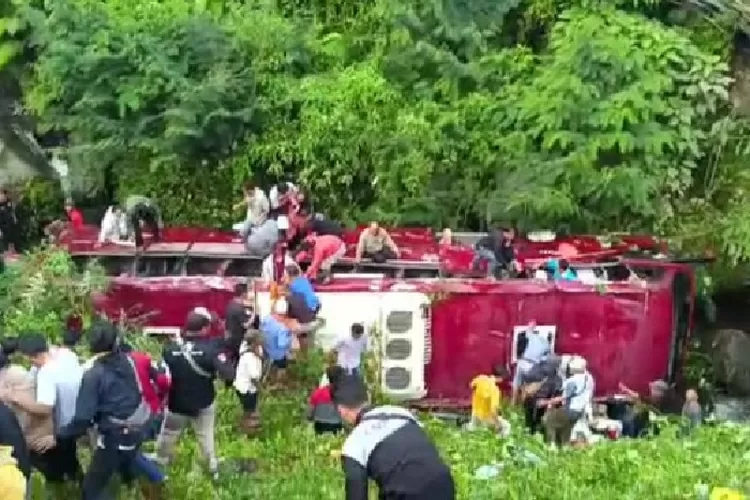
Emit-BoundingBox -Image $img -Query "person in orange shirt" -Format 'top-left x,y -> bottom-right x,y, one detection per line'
295,233 -> 346,283
468,366 -> 511,436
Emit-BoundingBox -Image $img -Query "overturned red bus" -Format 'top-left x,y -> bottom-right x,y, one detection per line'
60,225 -> 693,404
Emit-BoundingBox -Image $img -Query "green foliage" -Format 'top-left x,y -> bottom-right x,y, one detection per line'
15,177 -> 66,246
21,0 -> 258,186
8,0 -> 750,271
0,247 -> 107,342
25,383 -> 750,499
500,7 -> 731,229
0,15 -> 22,70
115,160 -> 238,227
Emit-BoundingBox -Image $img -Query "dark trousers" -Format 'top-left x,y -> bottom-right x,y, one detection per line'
363,248 -> 397,263
621,408 -> 650,438
129,204 -> 160,247
30,436 -> 82,483
543,407 -> 577,446
0,222 -> 19,251
83,430 -> 143,500
523,398 -> 546,435
313,422 -> 342,435
236,391 -> 259,413
414,471 -> 456,499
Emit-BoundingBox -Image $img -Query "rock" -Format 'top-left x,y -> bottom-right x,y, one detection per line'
710,329 -> 750,396
474,463 -> 503,479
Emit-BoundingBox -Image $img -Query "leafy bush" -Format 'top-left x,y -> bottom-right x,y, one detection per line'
0,247 -> 106,342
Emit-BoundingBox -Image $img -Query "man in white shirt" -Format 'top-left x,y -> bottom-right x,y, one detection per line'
97,205 -> 131,246
261,250 -> 294,283
14,334 -> 83,488
269,182 -> 297,213
542,355 -> 594,447
331,323 -> 368,377
233,182 -> 270,235
233,335 -> 264,435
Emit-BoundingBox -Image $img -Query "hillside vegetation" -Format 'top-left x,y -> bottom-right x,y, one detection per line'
0,1 -> 750,273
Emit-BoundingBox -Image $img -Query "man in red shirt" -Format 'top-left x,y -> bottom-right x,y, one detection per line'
118,343 -> 171,436
295,233 -> 346,283
118,343 -> 171,499
64,199 -> 84,230
307,366 -> 344,435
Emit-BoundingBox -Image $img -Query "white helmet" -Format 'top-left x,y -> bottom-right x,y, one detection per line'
193,307 -> 212,321
568,355 -> 587,373
273,298 -> 288,315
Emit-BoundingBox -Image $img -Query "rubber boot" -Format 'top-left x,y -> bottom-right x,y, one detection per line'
239,412 -> 261,436
140,481 -> 165,500
239,413 -> 253,435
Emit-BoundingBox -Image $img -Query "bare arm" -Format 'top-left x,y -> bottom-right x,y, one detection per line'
11,393 -> 53,417
355,232 -> 366,261
383,231 -> 399,256
618,382 -> 640,401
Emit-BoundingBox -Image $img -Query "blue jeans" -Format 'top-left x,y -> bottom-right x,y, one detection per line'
134,453 -> 165,483
472,248 -> 499,276
621,408 -> 649,438
136,414 -> 166,483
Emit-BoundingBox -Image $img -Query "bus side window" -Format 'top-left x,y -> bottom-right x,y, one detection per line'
71,256 -> 89,273
98,256 -> 135,277
224,258 -> 261,277
136,257 -> 184,277
185,257 -> 223,276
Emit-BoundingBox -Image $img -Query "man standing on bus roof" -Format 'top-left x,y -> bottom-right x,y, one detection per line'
124,195 -> 163,248
234,182 -> 270,235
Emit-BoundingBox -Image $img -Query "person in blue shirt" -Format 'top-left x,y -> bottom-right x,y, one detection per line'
545,258 -> 578,282
287,265 -> 321,313
512,322 -> 551,405
261,299 -> 295,385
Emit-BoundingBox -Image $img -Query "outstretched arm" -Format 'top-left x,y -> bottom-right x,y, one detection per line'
342,456 -> 369,500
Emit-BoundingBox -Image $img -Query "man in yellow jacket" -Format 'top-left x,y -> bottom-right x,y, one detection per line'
469,367 -> 511,436
0,445 -> 25,500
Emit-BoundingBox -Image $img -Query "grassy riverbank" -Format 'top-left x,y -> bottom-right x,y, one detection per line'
20,333 -> 750,499
29,386 -> 749,500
